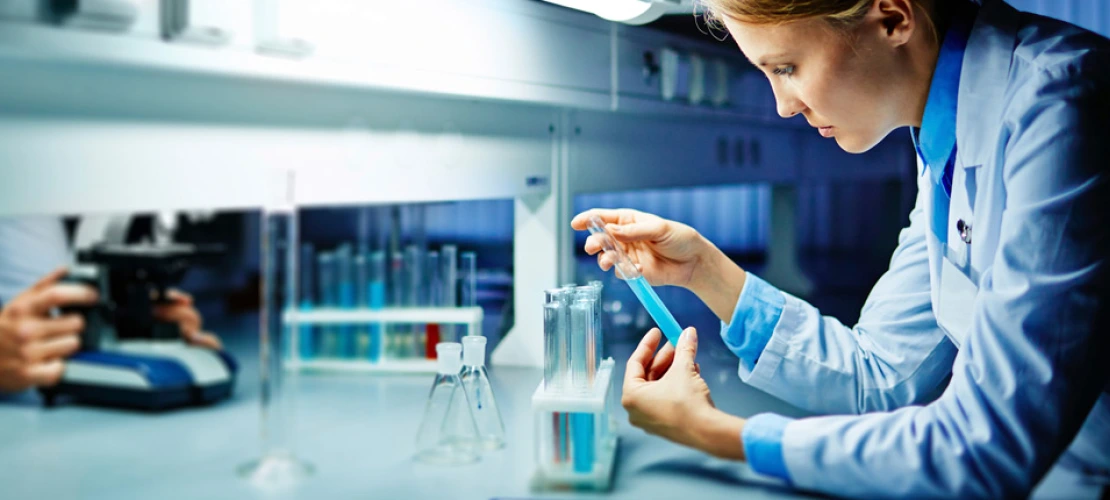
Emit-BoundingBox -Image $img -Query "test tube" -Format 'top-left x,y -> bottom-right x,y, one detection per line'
588,281 -> 604,373
335,243 -> 355,358
297,243 -> 315,361
316,251 -> 337,357
425,250 -> 442,359
440,245 -> 458,343
405,244 -> 425,357
570,287 -> 598,474
543,288 -> 569,391
460,250 -> 478,331
388,251 -> 407,358
354,252 -> 370,359
368,251 -> 386,363
570,292 -> 594,391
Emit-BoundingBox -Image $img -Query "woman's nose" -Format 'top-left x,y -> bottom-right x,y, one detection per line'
776,94 -> 805,118
770,82 -> 805,118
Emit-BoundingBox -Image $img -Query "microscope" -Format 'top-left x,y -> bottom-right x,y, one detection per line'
39,214 -> 238,410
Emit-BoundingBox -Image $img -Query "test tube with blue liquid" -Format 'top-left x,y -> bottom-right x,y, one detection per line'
570,288 -> 598,473
354,251 -> 370,359
297,243 -> 316,361
316,251 -> 338,357
388,252 -> 407,358
334,244 -> 355,358
586,216 -> 683,346
368,251 -> 386,363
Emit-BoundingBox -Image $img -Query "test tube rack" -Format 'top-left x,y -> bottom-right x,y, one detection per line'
283,306 -> 483,374
530,358 -> 619,492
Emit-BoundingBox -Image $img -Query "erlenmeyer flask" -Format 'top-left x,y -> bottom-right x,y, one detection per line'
460,336 -> 506,450
415,343 -> 481,465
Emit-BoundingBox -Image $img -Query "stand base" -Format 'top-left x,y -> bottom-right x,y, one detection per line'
237,451 -> 315,490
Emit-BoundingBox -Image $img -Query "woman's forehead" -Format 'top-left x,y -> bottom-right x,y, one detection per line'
723,17 -> 827,64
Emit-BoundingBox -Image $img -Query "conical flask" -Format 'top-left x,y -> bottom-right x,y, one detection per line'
414,342 -> 481,465
460,336 -> 506,450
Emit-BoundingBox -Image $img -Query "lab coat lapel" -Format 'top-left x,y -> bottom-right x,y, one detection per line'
957,0 -> 1019,169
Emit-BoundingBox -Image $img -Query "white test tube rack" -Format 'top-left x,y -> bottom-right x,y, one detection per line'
530,358 -> 619,491
282,306 -> 483,374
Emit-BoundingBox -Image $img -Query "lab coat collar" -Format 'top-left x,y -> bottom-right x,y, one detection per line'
956,0 -> 1020,168
916,0 -> 977,185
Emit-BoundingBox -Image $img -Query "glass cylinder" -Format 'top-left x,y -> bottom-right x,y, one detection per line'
237,168 -> 313,486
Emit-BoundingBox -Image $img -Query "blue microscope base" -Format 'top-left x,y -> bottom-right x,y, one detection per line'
40,380 -> 234,411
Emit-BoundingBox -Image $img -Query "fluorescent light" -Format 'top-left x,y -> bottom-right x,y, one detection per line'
541,0 -> 674,25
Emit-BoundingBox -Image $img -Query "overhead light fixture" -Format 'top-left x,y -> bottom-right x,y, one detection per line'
540,0 -> 689,25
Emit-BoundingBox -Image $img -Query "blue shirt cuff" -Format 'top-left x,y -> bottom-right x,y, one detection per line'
719,272 -> 785,369
742,412 -> 793,482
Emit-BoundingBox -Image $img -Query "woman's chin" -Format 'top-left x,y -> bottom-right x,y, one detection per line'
835,132 -> 883,155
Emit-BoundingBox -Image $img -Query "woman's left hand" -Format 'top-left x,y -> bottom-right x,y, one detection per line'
622,327 -> 747,460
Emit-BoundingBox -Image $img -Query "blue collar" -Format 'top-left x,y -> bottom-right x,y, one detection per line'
913,1 -> 978,184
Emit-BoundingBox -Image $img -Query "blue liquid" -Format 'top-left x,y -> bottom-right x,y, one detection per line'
338,282 -> 356,357
571,413 -> 595,473
626,275 -> 683,346
368,281 -> 385,363
298,300 -> 315,360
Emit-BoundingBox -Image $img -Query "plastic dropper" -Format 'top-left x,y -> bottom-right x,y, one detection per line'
586,216 -> 684,346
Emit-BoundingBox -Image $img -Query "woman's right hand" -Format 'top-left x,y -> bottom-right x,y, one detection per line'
571,208 -> 712,289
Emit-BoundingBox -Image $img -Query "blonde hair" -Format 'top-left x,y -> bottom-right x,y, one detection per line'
698,0 -> 940,43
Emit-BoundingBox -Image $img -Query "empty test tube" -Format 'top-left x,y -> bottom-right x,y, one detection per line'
543,288 -> 572,391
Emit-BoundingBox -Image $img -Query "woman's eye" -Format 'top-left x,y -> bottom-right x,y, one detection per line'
772,65 -> 795,76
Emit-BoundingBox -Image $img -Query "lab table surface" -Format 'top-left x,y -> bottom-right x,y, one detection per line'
0,316 -> 819,500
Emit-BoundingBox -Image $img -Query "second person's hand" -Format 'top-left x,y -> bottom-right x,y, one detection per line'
152,289 -> 223,351
0,268 -> 98,392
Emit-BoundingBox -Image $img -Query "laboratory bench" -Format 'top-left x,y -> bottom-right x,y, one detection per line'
0,314 -> 820,500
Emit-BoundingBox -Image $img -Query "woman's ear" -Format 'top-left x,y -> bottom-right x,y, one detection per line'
868,0 -> 917,47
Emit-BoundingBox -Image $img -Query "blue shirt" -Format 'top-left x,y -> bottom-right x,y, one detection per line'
726,0 -> 1110,496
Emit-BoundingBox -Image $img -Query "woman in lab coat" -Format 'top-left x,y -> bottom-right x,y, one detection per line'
573,0 -> 1110,496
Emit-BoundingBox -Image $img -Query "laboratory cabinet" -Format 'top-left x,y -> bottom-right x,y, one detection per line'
568,110 -> 801,195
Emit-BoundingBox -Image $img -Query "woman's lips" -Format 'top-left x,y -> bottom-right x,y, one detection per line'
818,126 -> 834,138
